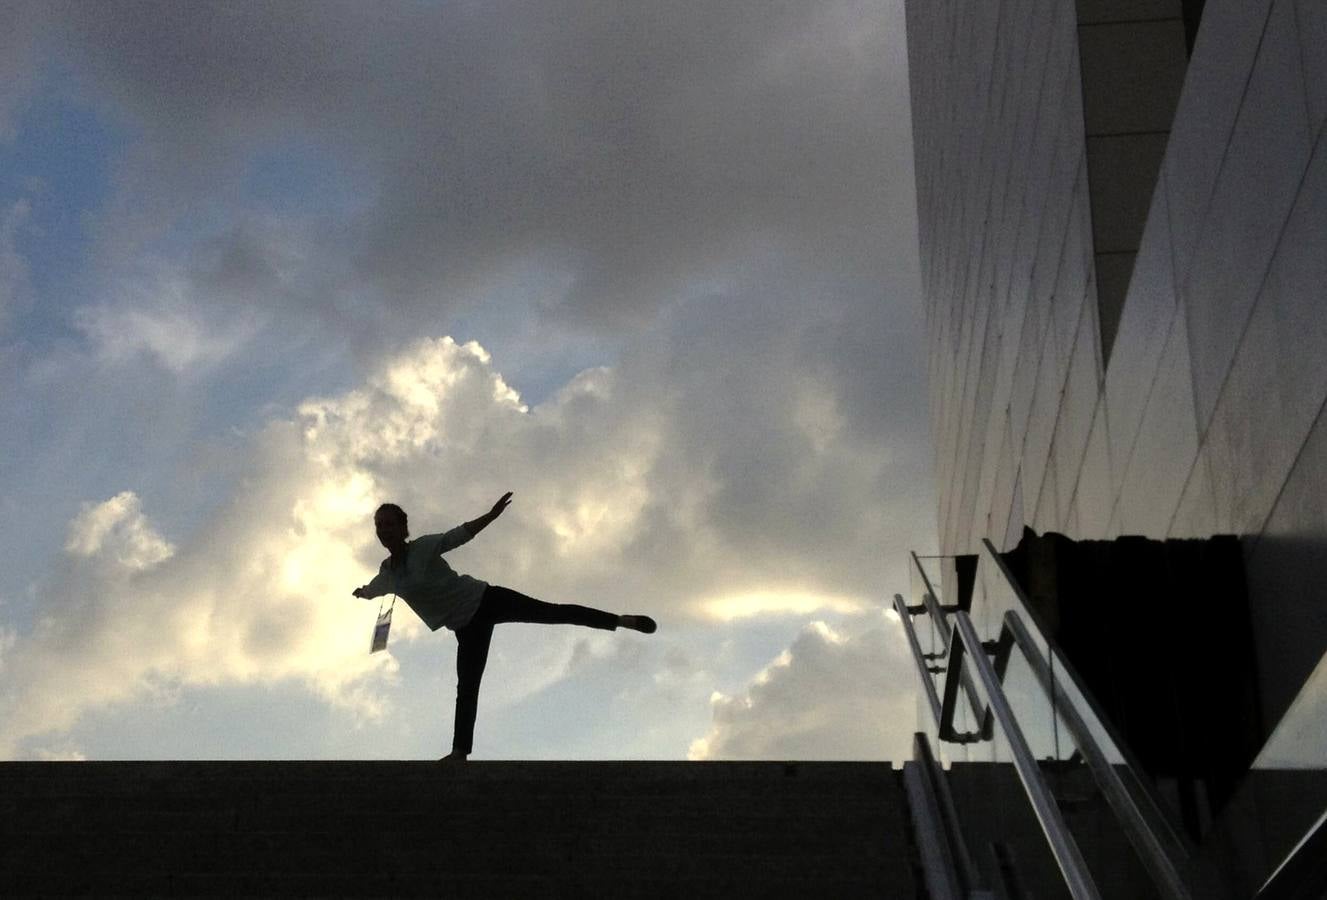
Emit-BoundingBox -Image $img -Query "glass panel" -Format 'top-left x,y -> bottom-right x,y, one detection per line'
966,619 -> 1164,899
912,554 -> 948,606
939,648 -> 1072,898
1002,649 -> 1069,762
977,540 -> 1196,894
978,541 -> 1165,776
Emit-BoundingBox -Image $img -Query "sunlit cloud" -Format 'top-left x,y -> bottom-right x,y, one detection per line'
28,747 -> 88,762
700,590 -> 865,622
2,322 -> 928,757
65,491 -> 175,570
689,613 -> 915,762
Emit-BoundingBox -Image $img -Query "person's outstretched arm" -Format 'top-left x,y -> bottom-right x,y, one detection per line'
464,492 -> 513,537
353,569 -> 390,599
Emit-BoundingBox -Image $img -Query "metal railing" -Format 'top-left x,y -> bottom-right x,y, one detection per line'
895,543 -> 1197,900
903,732 -> 982,900
905,551 -> 992,743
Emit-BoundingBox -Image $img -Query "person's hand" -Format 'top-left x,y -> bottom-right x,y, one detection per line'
352,586 -> 366,599
464,492 -> 514,537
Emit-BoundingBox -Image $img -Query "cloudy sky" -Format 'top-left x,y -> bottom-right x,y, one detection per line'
0,0 -> 934,762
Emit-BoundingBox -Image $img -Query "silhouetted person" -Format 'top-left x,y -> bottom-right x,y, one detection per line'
353,493 -> 657,760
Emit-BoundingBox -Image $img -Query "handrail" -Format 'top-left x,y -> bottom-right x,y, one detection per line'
903,735 -> 970,899
902,763 -> 964,900
951,610 -> 1101,900
1003,610 -> 1192,900
921,586 -> 951,645
914,732 -> 981,892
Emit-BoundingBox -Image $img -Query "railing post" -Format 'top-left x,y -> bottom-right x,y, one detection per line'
910,554 -> 993,739
895,593 -> 944,729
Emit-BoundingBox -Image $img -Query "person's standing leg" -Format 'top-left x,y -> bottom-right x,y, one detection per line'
451,616 -> 496,758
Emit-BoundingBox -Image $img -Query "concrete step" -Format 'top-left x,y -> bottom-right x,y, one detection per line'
0,761 -> 922,898
1,871 -> 897,899
3,809 -> 898,847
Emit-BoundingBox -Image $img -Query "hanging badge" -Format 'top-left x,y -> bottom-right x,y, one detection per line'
371,597 -> 395,653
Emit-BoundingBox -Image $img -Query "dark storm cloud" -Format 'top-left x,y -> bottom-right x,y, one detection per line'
604,265 -> 932,604
0,2 -> 47,142
47,0 -> 911,336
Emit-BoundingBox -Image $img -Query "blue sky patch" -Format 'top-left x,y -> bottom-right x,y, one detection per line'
1,87 -> 126,341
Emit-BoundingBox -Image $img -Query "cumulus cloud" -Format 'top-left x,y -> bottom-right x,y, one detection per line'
65,491 -> 175,570
689,613 -> 918,762
0,407 -> 397,755
1,324 -> 928,756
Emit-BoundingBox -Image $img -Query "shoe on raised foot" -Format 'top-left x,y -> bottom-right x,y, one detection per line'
619,614 -> 657,634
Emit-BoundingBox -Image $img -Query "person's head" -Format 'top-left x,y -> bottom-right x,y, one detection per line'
374,503 -> 409,550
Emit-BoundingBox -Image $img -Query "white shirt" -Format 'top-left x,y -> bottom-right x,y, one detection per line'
360,526 -> 488,631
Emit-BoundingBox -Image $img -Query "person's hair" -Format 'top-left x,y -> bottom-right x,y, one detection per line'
375,503 -> 409,538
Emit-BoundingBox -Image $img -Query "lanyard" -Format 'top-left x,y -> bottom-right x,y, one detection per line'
369,560 -> 402,654
371,594 -> 396,653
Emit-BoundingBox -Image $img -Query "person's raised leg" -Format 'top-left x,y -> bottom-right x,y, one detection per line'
483,585 -> 654,632
449,618 -> 496,760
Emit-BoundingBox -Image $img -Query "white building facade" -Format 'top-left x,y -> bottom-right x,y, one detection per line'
904,1 -> 1325,893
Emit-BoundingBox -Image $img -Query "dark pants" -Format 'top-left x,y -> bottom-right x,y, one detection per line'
451,585 -> 619,755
